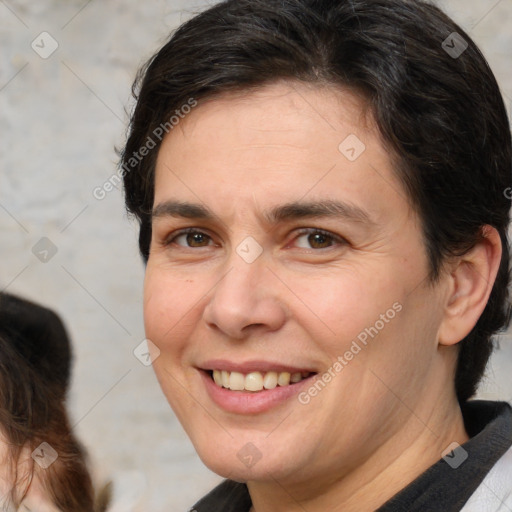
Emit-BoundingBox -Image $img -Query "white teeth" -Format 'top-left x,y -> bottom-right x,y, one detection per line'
211,370 -> 312,392
213,370 -> 222,386
245,372 -> 264,391
263,371 -> 278,390
229,371 -> 245,391
277,372 -> 290,386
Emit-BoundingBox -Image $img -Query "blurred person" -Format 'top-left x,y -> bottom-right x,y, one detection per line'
120,0 -> 512,510
0,292 -> 100,511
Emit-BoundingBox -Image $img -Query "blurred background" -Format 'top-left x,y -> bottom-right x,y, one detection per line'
0,0 -> 511,509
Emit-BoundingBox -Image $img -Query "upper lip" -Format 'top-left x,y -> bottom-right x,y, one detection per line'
199,359 -> 317,374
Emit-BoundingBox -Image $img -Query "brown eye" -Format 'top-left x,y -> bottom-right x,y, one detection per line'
169,230 -> 213,248
307,232 -> 333,248
186,232 -> 210,247
294,229 -> 344,249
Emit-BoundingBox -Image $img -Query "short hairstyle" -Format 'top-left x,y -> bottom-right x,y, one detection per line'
120,0 -> 512,403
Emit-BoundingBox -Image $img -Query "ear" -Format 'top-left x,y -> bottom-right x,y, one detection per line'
438,225 -> 502,346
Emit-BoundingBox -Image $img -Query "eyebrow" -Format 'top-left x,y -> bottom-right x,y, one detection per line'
151,199 -> 375,226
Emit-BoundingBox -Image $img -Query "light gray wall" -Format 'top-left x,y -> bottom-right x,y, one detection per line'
0,1 -> 511,509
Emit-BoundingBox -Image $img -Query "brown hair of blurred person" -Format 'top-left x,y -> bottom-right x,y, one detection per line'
0,293 -> 104,511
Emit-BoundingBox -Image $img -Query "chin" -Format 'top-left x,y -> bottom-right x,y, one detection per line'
191,428 -> 299,483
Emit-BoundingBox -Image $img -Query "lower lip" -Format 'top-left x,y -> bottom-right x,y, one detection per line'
200,370 -> 315,414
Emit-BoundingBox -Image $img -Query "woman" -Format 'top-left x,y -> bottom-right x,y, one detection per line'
120,0 -> 512,510
0,293 -> 101,511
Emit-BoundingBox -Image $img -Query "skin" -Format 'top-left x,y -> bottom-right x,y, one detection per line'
0,438 -> 61,512
144,81 -> 501,511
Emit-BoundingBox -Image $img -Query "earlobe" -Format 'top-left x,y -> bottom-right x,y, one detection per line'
438,225 -> 502,347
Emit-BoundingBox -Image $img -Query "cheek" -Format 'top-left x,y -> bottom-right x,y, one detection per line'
351,283 -> 444,401
289,266 -> 403,354
143,268 -> 197,346
143,270 -> 202,407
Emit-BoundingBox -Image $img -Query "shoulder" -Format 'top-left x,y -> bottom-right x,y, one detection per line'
460,401 -> 512,511
461,443 -> 512,511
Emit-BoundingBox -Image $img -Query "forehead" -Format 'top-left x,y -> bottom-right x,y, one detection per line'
160,81 -> 374,158
153,81 -> 409,226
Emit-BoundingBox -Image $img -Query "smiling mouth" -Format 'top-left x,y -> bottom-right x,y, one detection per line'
208,369 -> 316,392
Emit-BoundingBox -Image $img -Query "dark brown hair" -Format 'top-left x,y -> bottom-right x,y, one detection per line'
0,293 -> 95,510
120,0 -> 511,403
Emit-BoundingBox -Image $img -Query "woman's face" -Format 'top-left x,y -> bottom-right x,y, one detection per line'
144,81 -> 452,486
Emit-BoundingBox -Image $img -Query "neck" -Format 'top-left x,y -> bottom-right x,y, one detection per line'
248,390 -> 468,512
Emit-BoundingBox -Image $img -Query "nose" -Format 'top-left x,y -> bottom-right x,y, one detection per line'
202,252 -> 287,340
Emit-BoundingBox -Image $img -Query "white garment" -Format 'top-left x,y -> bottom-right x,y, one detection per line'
461,444 -> 512,511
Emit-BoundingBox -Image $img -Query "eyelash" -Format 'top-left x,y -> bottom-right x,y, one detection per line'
164,227 -> 347,250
